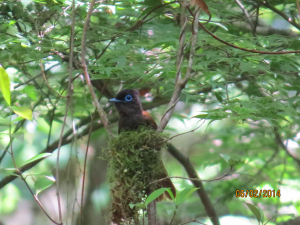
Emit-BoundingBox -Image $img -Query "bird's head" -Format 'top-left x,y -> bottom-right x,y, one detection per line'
109,89 -> 143,116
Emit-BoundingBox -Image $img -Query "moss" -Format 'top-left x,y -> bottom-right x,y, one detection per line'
108,127 -> 168,224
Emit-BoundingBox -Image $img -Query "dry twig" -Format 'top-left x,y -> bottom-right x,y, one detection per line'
158,2 -> 200,132
149,167 -> 233,186
80,0 -> 112,137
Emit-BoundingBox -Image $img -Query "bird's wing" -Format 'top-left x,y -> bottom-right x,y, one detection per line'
147,162 -> 176,201
142,111 -> 177,200
158,164 -> 177,201
142,111 -> 158,130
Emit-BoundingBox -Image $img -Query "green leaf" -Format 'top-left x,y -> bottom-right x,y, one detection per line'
129,203 -> 135,209
0,66 -> 11,106
245,203 -> 263,224
270,113 -> 291,123
13,116 -> 25,122
104,67 -> 114,77
0,117 -> 11,125
166,188 -> 175,200
175,187 -> 199,206
22,153 -> 52,166
11,130 -> 24,142
192,113 -> 228,120
228,158 -> 240,167
134,202 -> 146,209
215,92 -> 223,103
138,4 -> 162,20
0,167 -> 18,176
11,106 -> 33,121
129,202 -> 146,209
220,154 -> 240,167
220,153 -> 230,163
90,16 -> 99,23
145,188 -> 170,205
257,207 -> 264,224
34,175 -> 55,195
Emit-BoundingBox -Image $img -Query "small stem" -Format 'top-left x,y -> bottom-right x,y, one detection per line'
20,174 -> 62,225
149,167 -> 233,186
169,206 -> 178,225
80,0 -> 112,137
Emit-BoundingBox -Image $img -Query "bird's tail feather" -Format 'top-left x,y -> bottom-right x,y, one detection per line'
147,164 -> 176,202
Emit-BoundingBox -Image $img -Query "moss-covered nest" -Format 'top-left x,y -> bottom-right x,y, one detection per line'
108,127 -> 168,224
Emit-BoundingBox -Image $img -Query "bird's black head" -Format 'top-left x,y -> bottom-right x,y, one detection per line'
109,89 -> 143,116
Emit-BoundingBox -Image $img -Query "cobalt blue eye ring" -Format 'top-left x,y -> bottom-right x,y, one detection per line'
125,95 -> 132,101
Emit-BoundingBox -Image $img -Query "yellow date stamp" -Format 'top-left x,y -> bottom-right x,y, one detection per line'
236,189 -> 281,198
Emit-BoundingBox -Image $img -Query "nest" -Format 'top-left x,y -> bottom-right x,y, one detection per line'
108,128 -> 168,224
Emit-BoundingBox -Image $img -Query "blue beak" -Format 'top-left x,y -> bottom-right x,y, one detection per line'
109,98 -> 123,102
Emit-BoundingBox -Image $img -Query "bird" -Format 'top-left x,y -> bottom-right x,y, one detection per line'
109,89 -> 176,200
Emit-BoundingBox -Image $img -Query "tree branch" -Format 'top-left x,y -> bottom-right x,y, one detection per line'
192,9 -> 300,54
253,0 -> 300,31
274,127 -> 300,166
167,144 -> 220,225
80,0 -> 112,137
235,0 -> 255,34
158,3 -> 200,132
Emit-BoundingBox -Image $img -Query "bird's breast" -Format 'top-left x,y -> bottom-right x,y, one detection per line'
118,114 -> 147,133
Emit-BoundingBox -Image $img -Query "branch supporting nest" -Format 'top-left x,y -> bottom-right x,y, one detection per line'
158,2 -> 201,132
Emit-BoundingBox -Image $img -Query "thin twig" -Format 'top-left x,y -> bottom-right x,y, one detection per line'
255,0 -> 300,30
276,152 -> 287,217
64,2 -> 78,224
80,0 -> 112,137
0,97 -> 43,164
169,207 -> 178,225
297,0 -> 300,23
54,55 -> 68,224
80,84 -> 106,224
167,119 -> 205,141
194,9 -> 300,54
159,99 -> 179,125
20,174 -> 62,225
79,113 -> 95,224
149,167 -> 233,186
274,127 -> 300,165
158,3 -> 200,132
46,106 -> 56,151
235,0 -> 254,30
263,215 -> 276,225
8,113 -> 18,169
118,81 -> 123,93
14,63 -> 60,89
95,39 -> 114,61
54,0 -> 77,222
7,107 -> 61,224
175,7 -> 188,84
254,5 -> 260,36
40,61 -> 67,98
178,218 -> 207,225
158,120 -> 205,145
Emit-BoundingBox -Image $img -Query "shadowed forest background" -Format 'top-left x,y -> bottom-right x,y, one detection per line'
0,0 -> 300,224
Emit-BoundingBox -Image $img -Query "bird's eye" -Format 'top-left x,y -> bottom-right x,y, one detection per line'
125,94 -> 132,102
